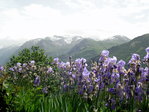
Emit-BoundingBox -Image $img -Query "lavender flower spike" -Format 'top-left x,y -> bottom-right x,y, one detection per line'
101,50 -> 109,57
42,87 -> 48,94
144,47 -> 149,61
0,66 -> 4,71
145,47 -> 149,53
47,67 -> 53,73
82,67 -> 90,78
53,58 -> 59,63
17,62 -> 21,67
30,60 -> 35,64
117,60 -> 126,67
34,76 -> 40,86
132,53 -> 140,60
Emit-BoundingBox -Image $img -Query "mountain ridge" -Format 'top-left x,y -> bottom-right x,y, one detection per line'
0,35 -> 130,65
91,34 -> 149,63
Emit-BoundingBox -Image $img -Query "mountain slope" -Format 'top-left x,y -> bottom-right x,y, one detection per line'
60,35 -> 130,61
0,46 -> 19,65
109,34 -> 149,62
91,34 -> 149,63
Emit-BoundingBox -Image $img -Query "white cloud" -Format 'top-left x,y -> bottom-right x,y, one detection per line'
0,0 -> 149,41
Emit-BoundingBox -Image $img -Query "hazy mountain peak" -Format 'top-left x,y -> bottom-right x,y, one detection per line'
112,35 -> 130,41
72,36 -> 83,40
0,38 -> 24,49
103,35 -> 130,43
51,35 -> 83,44
108,33 -> 149,62
26,38 -> 42,44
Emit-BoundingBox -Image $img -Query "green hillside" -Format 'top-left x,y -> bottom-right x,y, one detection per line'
60,36 -> 130,61
91,34 -> 149,63
109,34 -> 149,62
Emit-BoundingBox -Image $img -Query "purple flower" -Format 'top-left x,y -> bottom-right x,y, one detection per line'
117,60 -> 126,67
135,86 -> 143,96
144,54 -> 149,60
58,62 -> 66,68
42,87 -> 48,94
63,84 -> 68,91
78,89 -> 83,95
9,67 -> 14,71
68,71 -> 72,75
47,67 -> 53,73
88,85 -> 94,93
75,58 -> 81,63
75,58 -> 83,65
18,68 -> 22,72
75,58 -> 86,70
143,47 -> 149,62
0,66 -> 4,71
34,76 -> 40,86
81,58 -> 86,63
65,62 -> 70,67
99,56 -> 105,62
17,62 -> 21,67
115,73 -> 120,78
109,88 -> 116,94
75,58 -> 86,64
129,53 -> 140,64
103,58 -> 111,66
101,50 -> 109,57
30,60 -> 35,64
95,78 -> 100,82
82,67 -> 90,78
145,47 -> 149,53
105,103 -> 109,107
29,60 -> 35,66
23,63 -> 27,67
132,53 -> 140,60
54,58 -> 59,63
110,56 -> 117,64
72,74 -> 76,79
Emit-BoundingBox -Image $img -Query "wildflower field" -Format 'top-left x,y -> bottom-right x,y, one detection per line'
0,46 -> 149,112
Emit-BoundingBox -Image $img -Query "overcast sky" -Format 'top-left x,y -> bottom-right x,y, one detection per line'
0,0 -> 149,41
